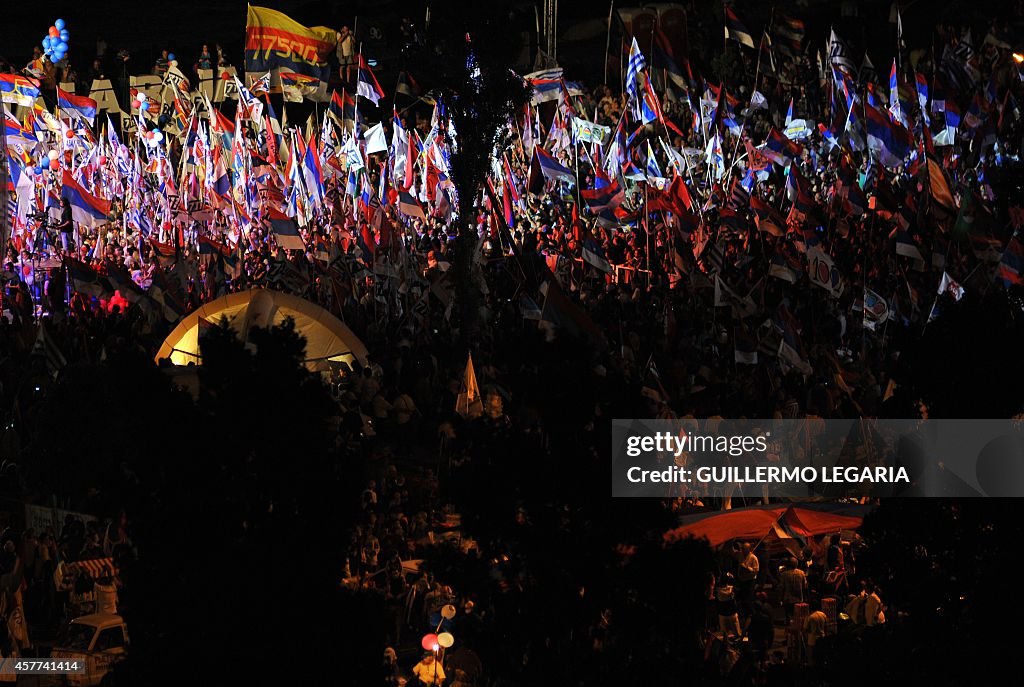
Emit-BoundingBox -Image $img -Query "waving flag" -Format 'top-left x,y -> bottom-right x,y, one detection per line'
864,103 -> 912,168
531,146 -> 575,185
725,8 -> 755,49
625,38 -> 646,103
329,89 -> 356,129
249,71 -> 272,96
56,88 -> 98,125
828,29 -> 856,76
998,234 -> 1024,287
888,60 -> 902,124
750,195 -> 787,236
396,70 -> 421,99
582,238 -> 614,274
525,68 -> 567,104
398,190 -> 427,220
356,54 -> 385,105
301,131 -> 324,207
280,70 -> 321,103
0,74 -> 40,107
4,108 -> 36,145
268,205 -> 305,250
763,127 -> 802,165
62,170 -> 110,228
245,5 -> 336,82
581,176 -> 624,214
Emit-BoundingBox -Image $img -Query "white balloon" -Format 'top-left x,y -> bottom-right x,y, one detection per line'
48,150 -> 59,161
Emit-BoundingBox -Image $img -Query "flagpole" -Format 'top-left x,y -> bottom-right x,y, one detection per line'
354,43 -> 363,138
604,0 -> 615,87
727,34 -> 763,173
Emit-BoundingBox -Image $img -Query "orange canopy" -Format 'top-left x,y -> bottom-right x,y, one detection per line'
664,504 -> 868,548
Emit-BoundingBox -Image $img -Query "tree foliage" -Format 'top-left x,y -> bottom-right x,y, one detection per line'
32,319 -> 372,685
407,3 -> 531,340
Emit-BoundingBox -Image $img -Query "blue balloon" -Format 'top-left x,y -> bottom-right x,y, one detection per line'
167,53 -> 176,62
34,166 -> 42,175
55,18 -> 66,30
42,36 -> 51,48
60,30 -> 69,41
140,101 -> 150,111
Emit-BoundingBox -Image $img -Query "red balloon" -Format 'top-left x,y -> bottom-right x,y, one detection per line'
220,71 -> 231,81
65,129 -> 75,139
49,26 -> 59,38
420,634 -> 439,651
99,155 -> 108,165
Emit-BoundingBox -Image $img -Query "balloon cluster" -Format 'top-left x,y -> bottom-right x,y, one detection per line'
41,18 -> 70,62
33,149 -> 61,174
131,91 -> 151,113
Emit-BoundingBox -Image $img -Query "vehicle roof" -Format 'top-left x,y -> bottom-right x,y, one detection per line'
69,613 -> 125,629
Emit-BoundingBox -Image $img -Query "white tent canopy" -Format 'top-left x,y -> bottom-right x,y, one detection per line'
155,289 -> 369,371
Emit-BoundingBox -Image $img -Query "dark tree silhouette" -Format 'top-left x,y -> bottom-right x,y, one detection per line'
406,3 -> 530,341
33,319 -> 374,685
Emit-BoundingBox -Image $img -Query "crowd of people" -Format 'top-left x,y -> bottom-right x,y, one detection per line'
1,1 -> 1023,684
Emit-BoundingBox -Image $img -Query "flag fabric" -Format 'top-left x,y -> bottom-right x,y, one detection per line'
455,353 -> 483,419
245,5 -> 336,82
56,88 -> 98,125
0,74 -> 40,107
582,238 -> 614,274
356,54 -> 386,105
734,326 -> 759,364
750,195 -> 786,236
937,271 -> 965,301
863,288 -> 890,330
571,118 -> 610,145
61,170 -> 110,228
888,59 -> 903,125
807,246 -> 844,297
891,228 -> 925,262
280,70 -> 321,102
329,89 -> 356,128
268,206 -> 306,250
625,38 -> 646,103
396,71 -> 421,99
302,131 -> 325,206
581,177 -> 624,214
32,321 -> 67,375
398,191 -> 427,220
533,147 -> 575,185
774,14 -> 805,54
864,103 -> 912,168
860,54 -> 878,84
927,157 -> 957,214
763,127 -> 802,165
724,8 -> 755,49
249,71 -> 272,96
768,253 -> 798,283
928,272 -> 965,322
828,29 -> 857,75
64,257 -> 112,299
998,234 -> 1024,287
364,122 -> 388,154
525,68 -> 567,104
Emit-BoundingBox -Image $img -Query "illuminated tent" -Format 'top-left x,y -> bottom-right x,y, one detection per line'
663,503 -> 871,549
155,289 -> 369,371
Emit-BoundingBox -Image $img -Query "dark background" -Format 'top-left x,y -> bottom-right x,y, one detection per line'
2,0 -> 1018,97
